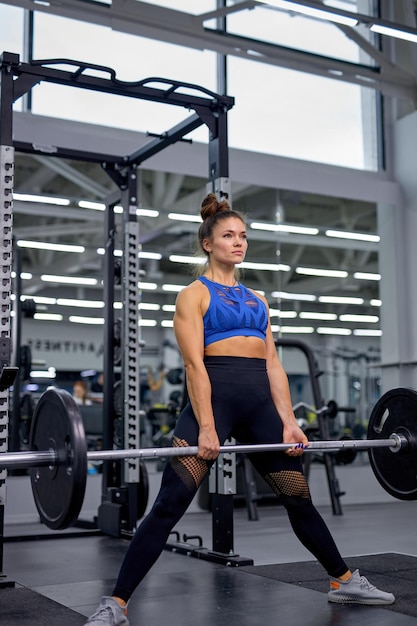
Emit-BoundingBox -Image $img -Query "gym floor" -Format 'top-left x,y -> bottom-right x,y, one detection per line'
3,498 -> 417,625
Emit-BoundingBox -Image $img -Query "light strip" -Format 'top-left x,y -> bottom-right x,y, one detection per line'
272,290 -> 317,302
69,316 -> 105,325
139,303 -> 161,311
240,261 -> 291,271
339,314 -> 379,323
353,329 -> 382,337
34,313 -> 63,321
269,309 -> 297,318
168,213 -> 202,223
265,1 -> 417,45
250,222 -> 319,236
41,275 -> 98,286
14,193 -> 70,206
139,282 -> 158,290
139,319 -> 158,327
325,229 -> 380,243
162,284 -> 186,293
30,367 -> 57,378
161,320 -> 174,328
299,311 -> 337,321
370,299 -> 382,307
319,295 -> 364,305
162,304 -> 176,312
169,255 -> 206,264
317,327 -> 352,335
296,267 -> 348,278
353,272 -> 381,281
370,23 -> 417,44
56,298 -> 104,308
17,240 -> 85,253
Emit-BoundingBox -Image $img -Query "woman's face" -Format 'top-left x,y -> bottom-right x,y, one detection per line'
204,217 -> 248,266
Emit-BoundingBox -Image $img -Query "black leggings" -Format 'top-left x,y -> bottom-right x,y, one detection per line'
113,357 -> 348,602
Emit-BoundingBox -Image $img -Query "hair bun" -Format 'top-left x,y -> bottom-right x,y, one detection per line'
200,193 -> 231,221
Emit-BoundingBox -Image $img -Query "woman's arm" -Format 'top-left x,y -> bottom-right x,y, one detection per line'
173,283 -> 220,459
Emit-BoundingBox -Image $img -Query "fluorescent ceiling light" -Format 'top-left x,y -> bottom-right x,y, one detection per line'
78,201 -> 158,218
34,313 -> 63,321
41,275 -> 98,286
319,295 -> 364,305
14,193 -> 70,206
266,1 -> 359,27
13,272 -> 33,280
370,23 -> 417,44
169,254 -> 206,265
140,251 -> 162,260
79,200 -> 105,210
30,367 -> 57,378
56,298 -> 104,308
353,329 -> 383,337
138,208 -> 159,218
339,314 -> 379,323
23,295 -> 56,305
269,309 -> 297,318
272,290 -> 317,302
162,284 -> 186,293
296,267 -> 348,278
97,248 -> 123,257
139,303 -> 161,311
168,213 -> 202,223
370,299 -> 382,307
325,229 -> 380,243
69,315 -> 105,325
317,327 -> 352,335
299,311 -> 337,320
240,261 -> 291,271
161,320 -> 174,328
139,319 -> 157,327
353,272 -> 381,281
271,325 -> 314,334
139,282 -> 157,290
162,304 -> 176,312
250,222 -> 319,235
114,302 -> 123,309
17,240 -> 85,253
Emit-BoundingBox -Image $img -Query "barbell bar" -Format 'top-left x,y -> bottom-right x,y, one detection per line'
0,433 -> 405,470
2,385 -> 417,530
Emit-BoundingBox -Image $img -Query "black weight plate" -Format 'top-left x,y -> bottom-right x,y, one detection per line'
368,387 -> 417,501
29,388 -> 87,529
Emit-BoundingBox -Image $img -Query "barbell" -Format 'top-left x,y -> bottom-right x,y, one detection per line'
1,386 -> 417,531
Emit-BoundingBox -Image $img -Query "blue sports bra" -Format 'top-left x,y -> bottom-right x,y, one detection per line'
199,276 -> 268,347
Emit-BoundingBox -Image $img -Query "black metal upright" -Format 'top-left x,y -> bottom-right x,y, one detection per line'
0,52 -> 18,583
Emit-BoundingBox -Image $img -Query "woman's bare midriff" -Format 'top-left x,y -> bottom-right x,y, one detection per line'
204,335 -> 266,359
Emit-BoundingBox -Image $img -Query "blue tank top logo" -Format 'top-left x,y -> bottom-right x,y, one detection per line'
199,276 -> 268,347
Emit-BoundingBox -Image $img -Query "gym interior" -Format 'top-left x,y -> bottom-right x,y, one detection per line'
2,2 -> 417,625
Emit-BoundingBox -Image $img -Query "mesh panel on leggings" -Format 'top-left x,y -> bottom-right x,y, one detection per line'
169,436 -> 209,491
264,471 -> 311,499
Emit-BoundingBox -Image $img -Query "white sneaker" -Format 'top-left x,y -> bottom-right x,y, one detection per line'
328,569 -> 395,605
84,596 -> 129,625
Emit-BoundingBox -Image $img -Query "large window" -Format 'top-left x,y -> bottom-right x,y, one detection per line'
30,13 -> 217,141
12,1 -> 379,170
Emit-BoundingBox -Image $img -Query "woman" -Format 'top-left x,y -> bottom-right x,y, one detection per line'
84,193 -> 394,626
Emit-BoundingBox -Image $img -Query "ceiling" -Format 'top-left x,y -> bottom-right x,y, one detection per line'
12,150 -> 380,332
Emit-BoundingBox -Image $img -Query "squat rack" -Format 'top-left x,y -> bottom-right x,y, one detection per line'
0,50 -> 233,578
0,50 -> 346,577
